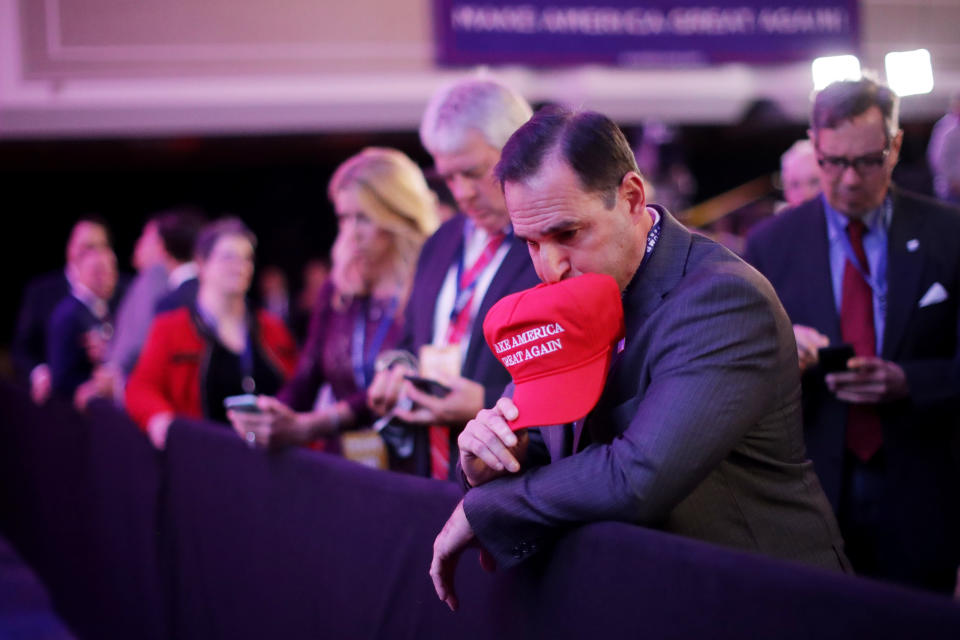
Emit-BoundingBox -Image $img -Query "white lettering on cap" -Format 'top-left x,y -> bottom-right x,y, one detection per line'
501,338 -> 563,368
494,322 -> 565,355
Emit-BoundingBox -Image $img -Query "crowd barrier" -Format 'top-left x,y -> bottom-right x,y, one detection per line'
0,533 -> 75,639
1,381 -> 959,639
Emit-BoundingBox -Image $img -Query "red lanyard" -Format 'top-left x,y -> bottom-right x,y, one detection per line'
445,231 -> 506,346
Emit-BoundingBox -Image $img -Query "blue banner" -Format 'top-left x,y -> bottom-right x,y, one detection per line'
434,1 -> 859,66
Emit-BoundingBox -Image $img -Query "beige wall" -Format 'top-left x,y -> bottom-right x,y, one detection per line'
2,0 -> 959,137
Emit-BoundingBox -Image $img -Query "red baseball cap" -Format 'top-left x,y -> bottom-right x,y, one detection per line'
483,272 -> 624,430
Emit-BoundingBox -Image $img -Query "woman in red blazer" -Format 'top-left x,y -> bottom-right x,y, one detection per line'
126,218 -> 297,448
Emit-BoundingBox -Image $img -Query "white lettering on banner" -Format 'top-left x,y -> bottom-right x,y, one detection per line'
493,322 -> 565,354
448,5 -> 849,37
667,8 -> 756,35
451,5 -> 538,33
539,8 -> 666,35
757,8 -> 846,33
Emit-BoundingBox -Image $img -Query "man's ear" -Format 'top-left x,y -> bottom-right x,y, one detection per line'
620,171 -> 647,221
888,129 -> 904,167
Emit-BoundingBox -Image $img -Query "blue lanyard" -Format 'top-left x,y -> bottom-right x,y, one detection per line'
351,297 -> 398,389
640,208 -> 662,267
827,199 -> 890,316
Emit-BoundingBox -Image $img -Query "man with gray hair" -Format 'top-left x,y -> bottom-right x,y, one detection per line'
746,77 -> 960,593
367,77 -> 540,480
779,138 -> 821,208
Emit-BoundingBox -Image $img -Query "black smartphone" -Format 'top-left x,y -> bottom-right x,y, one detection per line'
404,375 -> 451,398
224,394 -> 262,413
817,344 -> 855,374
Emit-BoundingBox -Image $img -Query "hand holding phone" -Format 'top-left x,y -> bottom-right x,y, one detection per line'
403,375 -> 450,398
224,394 -> 262,414
403,375 -> 451,398
817,344 -> 855,374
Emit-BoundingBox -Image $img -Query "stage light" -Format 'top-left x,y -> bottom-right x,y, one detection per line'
885,49 -> 934,97
811,55 -> 862,90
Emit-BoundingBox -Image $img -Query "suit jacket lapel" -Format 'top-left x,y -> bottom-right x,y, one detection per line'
414,215 -> 466,348
882,189 -> 926,359
578,208 -> 689,449
801,199 -> 843,343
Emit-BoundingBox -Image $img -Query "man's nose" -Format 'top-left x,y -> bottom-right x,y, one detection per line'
538,245 -> 570,284
840,164 -> 862,185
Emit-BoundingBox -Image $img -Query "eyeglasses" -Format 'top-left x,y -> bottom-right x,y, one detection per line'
816,147 -> 890,175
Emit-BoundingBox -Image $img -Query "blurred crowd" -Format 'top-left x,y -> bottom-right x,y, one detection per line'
9,75 -> 960,597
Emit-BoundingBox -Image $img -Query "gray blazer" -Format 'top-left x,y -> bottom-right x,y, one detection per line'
463,209 -> 850,572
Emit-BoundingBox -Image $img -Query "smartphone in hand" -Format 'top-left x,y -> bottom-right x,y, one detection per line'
404,375 -> 451,398
224,394 -> 262,414
817,344 -> 855,374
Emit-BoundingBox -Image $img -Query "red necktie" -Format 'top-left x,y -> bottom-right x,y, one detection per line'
840,219 -> 883,461
429,232 -> 506,481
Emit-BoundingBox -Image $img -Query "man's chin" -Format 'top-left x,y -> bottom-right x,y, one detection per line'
465,210 -> 507,233
832,197 -> 873,219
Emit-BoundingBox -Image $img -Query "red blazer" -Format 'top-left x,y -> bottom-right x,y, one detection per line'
126,307 -> 297,430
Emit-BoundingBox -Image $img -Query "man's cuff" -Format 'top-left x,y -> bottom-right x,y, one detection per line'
462,479 -> 543,570
456,460 -> 472,492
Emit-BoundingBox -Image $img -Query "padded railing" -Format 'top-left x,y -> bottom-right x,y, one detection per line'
1,381 -> 958,639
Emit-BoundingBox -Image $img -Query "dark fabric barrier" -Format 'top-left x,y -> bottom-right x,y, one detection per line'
502,523 -> 960,639
163,420 -> 515,640
0,383 -> 165,640
0,533 -> 75,639
2,381 -> 960,639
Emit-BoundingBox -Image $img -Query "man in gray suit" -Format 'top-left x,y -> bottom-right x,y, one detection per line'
430,108 -> 850,611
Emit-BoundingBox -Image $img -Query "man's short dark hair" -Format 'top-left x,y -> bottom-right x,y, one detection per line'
152,207 -> 206,263
494,107 -> 639,209
811,76 -> 900,141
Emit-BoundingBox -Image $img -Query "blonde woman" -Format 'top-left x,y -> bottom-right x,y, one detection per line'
228,147 -> 438,454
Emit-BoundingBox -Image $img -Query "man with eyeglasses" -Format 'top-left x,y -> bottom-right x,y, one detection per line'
745,77 -> 960,594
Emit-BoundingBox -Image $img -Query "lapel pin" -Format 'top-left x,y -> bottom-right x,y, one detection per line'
906,238 -> 920,252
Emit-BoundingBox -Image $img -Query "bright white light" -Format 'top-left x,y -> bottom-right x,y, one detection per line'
812,55 -> 862,90
885,49 -> 934,96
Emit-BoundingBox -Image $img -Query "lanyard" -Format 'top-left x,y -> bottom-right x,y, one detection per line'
446,227 -> 508,346
828,199 -> 890,315
640,208 -> 661,268
352,296 -> 398,389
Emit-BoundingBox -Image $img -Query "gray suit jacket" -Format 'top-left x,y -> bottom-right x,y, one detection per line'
110,263 -> 170,376
463,209 -> 849,572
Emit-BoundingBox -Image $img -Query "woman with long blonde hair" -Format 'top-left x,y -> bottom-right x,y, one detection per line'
228,147 -> 438,455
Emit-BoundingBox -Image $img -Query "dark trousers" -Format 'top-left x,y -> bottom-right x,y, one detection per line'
837,449 -> 886,580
